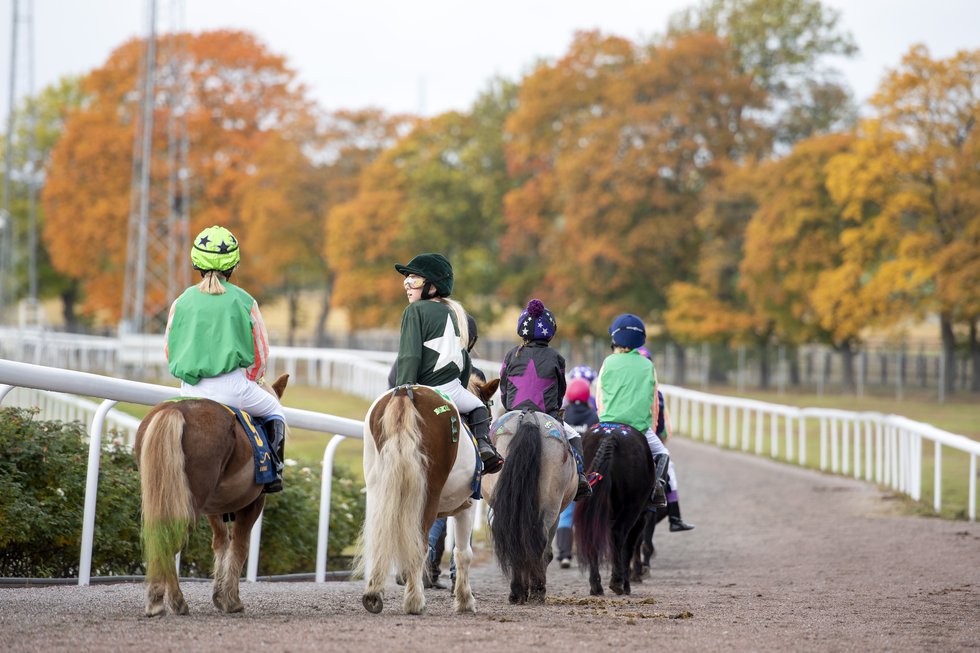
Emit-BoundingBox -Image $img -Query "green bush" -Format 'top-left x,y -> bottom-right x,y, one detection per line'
0,407 -> 364,578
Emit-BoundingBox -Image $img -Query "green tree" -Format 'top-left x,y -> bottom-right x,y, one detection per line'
670,0 -> 858,144
0,77 -> 86,326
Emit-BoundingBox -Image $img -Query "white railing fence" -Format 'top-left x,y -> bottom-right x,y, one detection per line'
661,384 -> 979,521
0,358 -> 363,585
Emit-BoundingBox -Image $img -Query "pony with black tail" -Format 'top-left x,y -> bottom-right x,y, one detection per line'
574,422 -> 657,596
482,409 -> 577,604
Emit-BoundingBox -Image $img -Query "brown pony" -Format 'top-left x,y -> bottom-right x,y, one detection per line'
356,379 -> 495,615
134,374 -> 288,617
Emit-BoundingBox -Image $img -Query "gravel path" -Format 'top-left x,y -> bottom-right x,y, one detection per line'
3,437 -> 979,652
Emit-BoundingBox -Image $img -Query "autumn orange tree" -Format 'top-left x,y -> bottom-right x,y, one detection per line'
43,31 -> 321,325
825,46 -> 980,393
503,31 -> 766,337
326,80 -> 515,329
740,133 -> 862,386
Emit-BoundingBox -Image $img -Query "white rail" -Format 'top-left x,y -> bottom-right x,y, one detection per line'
661,384 -> 980,521
0,359 -> 364,585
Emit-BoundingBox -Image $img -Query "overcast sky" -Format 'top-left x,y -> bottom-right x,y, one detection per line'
1,0 -> 978,124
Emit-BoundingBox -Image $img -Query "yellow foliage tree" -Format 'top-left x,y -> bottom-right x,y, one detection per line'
825,45 -> 980,392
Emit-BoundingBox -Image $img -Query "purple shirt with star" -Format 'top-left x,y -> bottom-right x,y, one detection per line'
500,341 -> 567,417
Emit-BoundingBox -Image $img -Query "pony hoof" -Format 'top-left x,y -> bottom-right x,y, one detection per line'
589,587 -> 604,596
144,603 -> 166,618
362,593 -> 383,614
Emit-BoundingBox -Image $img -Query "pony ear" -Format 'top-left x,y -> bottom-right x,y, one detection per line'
271,373 -> 289,399
482,378 -> 500,403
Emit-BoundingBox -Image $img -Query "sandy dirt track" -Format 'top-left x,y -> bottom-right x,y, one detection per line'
2,437 -> 979,652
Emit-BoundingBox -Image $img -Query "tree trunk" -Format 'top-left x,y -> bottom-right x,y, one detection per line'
970,319 -> 979,393
313,279 -> 333,347
758,344 -> 770,390
287,289 -> 299,347
940,314 -> 956,396
675,346 -> 687,386
788,346 -> 801,386
61,282 -> 79,330
837,343 -> 856,391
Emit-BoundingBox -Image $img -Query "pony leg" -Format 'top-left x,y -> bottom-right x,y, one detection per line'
588,552 -> 603,596
528,521 -> 557,604
218,499 -> 263,613
207,515 -> 231,611
402,560 -> 427,615
451,506 -> 476,614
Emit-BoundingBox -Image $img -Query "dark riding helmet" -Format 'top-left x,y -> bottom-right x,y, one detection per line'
394,253 -> 454,297
517,299 -> 557,342
609,313 -> 646,349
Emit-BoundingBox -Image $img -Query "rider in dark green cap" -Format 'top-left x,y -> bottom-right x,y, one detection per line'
394,253 -> 504,474
165,225 -> 287,493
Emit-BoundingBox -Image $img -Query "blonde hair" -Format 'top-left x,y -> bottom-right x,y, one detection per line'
436,297 -> 469,351
197,270 -> 226,295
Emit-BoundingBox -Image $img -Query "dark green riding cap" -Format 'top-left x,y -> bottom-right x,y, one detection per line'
394,253 -> 454,297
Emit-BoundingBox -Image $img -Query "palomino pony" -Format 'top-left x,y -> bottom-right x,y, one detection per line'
134,374 -> 289,617
575,422 -> 657,596
357,381 -> 488,615
482,405 -> 578,604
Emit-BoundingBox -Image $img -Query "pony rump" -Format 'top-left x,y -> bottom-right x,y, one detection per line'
490,416 -> 546,576
139,409 -> 195,582
574,435 -> 616,566
355,392 -> 429,582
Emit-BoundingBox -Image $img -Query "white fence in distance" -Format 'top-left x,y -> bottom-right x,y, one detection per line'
661,384 -> 979,521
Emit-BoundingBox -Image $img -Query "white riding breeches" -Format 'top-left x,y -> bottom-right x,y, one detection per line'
644,426 -> 670,458
181,368 -> 285,421
431,378 -> 484,415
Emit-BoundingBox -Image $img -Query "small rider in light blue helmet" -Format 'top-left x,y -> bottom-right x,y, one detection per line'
595,313 -> 670,507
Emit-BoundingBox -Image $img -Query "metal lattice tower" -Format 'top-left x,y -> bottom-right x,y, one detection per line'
120,0 -> 190,335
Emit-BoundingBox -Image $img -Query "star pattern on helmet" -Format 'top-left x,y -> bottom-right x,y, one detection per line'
198,235 -> 211,247
217,241 -> 230,253
424,314 -> 464,373
508,358 -> 555,410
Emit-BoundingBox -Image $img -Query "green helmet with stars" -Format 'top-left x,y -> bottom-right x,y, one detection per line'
191,225 -> 240,272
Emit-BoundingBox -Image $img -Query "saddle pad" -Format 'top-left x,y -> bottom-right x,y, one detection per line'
590,421 -> 644,439
221,405 -> 277,485
491,410 -> 565,444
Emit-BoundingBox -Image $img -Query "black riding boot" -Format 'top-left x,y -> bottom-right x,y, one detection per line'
650,454 -> 669,508
466,405 -> 503,474
668,500 -> 695,532
262,418 -> 286,494
570,436 -> 592,500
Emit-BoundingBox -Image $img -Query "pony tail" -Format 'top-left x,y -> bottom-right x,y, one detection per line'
438,297 -> 469,351
354,392 -> 429,582
490,416 -> 546,576
139,409 -> 195,582
197,270 -> 226,295
574,435 -> 616,566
